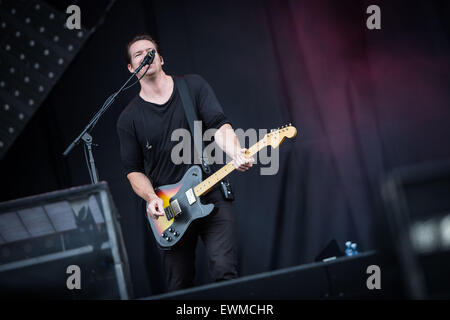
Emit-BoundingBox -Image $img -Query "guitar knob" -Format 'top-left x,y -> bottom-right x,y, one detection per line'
166,237 -> 172,242
174,231 -> 179,237
169,228 -> 174,233
161,232 -> 167,238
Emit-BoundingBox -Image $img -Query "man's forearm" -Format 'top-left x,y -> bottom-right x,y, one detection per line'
126,172 -> 158,202
214,123 -> 242,159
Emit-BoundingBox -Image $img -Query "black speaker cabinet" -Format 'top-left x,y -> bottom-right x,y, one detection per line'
382,160 -> 450,299
0,182 -> 133,299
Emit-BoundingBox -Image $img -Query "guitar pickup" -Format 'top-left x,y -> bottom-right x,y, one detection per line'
186,188 -> 196,205
170,199 -> 182,217
164,206 -> 173,220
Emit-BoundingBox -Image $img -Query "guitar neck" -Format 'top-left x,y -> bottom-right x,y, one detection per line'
193,137 -> 268,197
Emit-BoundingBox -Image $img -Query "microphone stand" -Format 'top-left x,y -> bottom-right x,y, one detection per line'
63,54 -> 153,184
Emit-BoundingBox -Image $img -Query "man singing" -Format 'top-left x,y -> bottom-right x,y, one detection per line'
116,34 -> 254,291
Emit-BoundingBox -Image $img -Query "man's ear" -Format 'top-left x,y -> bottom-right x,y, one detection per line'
127,63 -> 134,73
160,56 -> 164,65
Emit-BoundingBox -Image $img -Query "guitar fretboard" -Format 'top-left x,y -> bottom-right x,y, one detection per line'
193,138 -> 268,197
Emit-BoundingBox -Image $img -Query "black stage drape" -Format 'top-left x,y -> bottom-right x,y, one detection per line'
1,0 -> 449,298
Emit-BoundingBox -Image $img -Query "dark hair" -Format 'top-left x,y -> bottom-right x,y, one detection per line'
125,34 -> 160,65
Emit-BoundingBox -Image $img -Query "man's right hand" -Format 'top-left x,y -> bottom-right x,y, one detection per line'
147,196 -> 165,219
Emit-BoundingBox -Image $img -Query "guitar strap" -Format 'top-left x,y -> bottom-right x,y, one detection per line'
174,76 -> 234,201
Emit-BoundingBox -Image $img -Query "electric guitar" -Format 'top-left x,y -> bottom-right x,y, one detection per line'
146,125 -> 297,248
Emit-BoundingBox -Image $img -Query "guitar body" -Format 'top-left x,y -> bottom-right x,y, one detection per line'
146,165 -> 214,249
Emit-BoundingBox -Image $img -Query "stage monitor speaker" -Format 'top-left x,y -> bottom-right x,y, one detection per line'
314,239 -> 344,262
382,160 -> 450,299
0,181 -> 133,299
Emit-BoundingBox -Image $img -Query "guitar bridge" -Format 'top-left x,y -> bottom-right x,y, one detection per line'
170,199 -> 182,217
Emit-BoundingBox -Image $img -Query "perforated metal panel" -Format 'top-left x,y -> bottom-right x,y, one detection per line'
0,0 -> 90,159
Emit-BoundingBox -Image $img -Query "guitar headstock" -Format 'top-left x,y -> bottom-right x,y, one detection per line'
265,124 -> 297,148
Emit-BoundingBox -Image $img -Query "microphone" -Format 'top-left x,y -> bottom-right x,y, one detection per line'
141,49 -> 156,67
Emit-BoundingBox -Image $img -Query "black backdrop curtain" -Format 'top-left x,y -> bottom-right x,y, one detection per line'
1,0 -> 449,298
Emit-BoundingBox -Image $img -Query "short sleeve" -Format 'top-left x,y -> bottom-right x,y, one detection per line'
116,113 -> 145,177
195,76 -> 231,130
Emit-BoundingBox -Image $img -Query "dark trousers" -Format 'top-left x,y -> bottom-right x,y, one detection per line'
159,200 -> 238,292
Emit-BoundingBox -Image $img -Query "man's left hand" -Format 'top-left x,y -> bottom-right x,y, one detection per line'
232,148 -> 255,172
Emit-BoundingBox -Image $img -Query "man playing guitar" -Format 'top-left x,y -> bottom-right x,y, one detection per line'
116,34 -> 254,291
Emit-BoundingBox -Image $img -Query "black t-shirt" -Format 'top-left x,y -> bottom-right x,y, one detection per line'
116,74 -> 231,202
